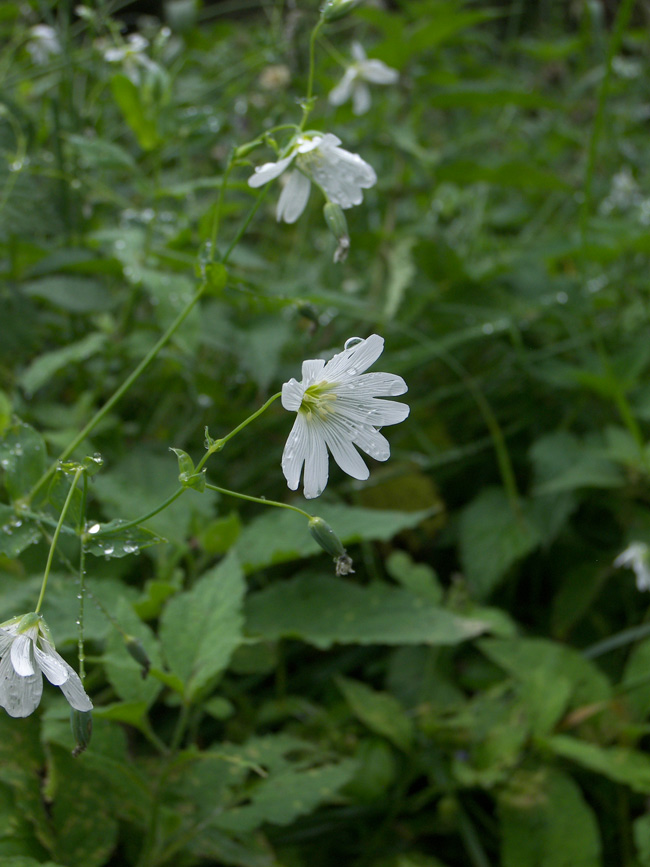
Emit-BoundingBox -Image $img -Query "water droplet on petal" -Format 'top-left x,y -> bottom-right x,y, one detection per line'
344,337 -> 364,350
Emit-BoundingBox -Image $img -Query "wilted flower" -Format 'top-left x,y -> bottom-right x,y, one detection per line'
248,132 -> 376,224
329,42 -> 398,115
26,25 -> 61,65
281,334 -> 409,499
614,542 -> 650,591
0,613 -> 93,718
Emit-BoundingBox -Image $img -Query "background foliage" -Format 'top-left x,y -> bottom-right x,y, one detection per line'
3,0 -> 650,864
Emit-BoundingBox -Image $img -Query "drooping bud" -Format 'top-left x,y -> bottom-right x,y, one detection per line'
323,202 -> 350,263
71,709 -> 93,757
125,635 -> 151,679
308,517 -> 355,575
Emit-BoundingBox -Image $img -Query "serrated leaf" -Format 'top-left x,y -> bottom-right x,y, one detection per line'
19,333 -> 107,396
235,504 -> 432,573
246,574 -> 488,650
102,598 -> 163,706
545,736 -> 650,793
0,505 -> 40,557
159,552 -> 245,700
336,676 -> 413,751
0,419 -> 47,501
85,521 -> 166,558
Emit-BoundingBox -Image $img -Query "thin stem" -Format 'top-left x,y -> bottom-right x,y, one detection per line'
96,488 -> 185,537
77,473 -> 88,679
35,467 -> 83,614
209,152 -> 234,261
27,282 -> 208,504
204,483 -> 312,519
301,19 -> 324,129
198,392 -> 282,469
579,0 -> 636,243
221,185 -> 269,264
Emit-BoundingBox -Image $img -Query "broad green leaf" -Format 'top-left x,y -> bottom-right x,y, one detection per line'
499,767 -> 601,867
21,275 -> 115,313
110,73 -> 160,150
336,676 -> 413,751
19,333 -> 107,396
0,504 -> 40,557
159,552 -> 245,700
0,419 -> 47,501
622,637 -> 650,722
85,521 -> 166,558
66,133 -> 136,170
245,574 -> 489,649
235,504 -> 432,573
386,550 -> 443,603
102,597 -> 163,706
545,735 -> 650,793
459,488 -> 541,598
634,814 -> 650,867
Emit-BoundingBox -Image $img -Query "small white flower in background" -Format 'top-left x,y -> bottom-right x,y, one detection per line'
329,42 -> 398,115
281,334 -> 409,499
26,25 -> 61,65
248,132 -> 376,224
103,33 -> 156,84
0,613 -> 93,718
614,542 -> 650,591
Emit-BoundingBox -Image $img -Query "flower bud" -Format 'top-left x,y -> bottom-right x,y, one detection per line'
320,0 -> 360,22
323,202 -> 350,263
308,517 -> 355,575
71,709 -> 93,757
125,635 -> 151,678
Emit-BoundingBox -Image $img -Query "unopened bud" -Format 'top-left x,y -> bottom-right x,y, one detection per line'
309,517 -> 354,574
323,202 -> 350,263
71,709 -> 93,756
125,635 -> 151,678
320,0 -> 360,22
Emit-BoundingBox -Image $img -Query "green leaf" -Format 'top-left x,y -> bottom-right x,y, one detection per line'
336,676 -> 413,751
102,597 -> 163,706
19,333 -> 107,396
110,73 -> 160,150
498,767 -> 601,867
0,390 -> 11,435
545,735 -> 650,793
0,504 -> 40,557
634,814 -> 650,867
0,419 -> 47,501
245,574 -> 489,650
65,133 -> 137,170
21,275 -> 115,313
235,504 -> 432,573
85,521 -> 166,558
459,488 -> 541,598
386,550 -> 443,603
159,552 -> 245,701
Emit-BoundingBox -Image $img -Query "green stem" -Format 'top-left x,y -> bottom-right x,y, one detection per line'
77,473 -> 88,679
35,468 -> 83,614
579,0 -> 636,243
96,488 -> 186,537
209,152 -> 234,261
27,282 -> 208,505
301,19 -> 324,129
221,185 -> 269,264
204,482 -> 312,519
198,392 -> 282,469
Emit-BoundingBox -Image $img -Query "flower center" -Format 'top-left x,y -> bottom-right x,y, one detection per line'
300,382 -> 337,421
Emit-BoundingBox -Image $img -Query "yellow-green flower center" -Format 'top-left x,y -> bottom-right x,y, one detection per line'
300,382 -> 337,421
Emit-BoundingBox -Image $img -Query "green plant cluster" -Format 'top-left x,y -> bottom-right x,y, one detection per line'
2,0 -> 650,865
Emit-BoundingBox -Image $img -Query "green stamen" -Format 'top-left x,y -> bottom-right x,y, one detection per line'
300,382 -> 337,420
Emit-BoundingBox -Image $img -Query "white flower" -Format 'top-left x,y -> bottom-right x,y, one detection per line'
614,542 -> 650,591
248,132 -> 376,224
0,613 -> 93,718
103,33 -> 155,84
329,42 -> 398,115
27,25 -> 61,65
281,334 -> 409,499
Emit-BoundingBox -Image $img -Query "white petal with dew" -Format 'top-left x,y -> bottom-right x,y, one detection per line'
360,59 -> 399,84
353,425 -> 391,462
0,652 -> 42,718
35,642 -> 69,686
324,334 -> 385,380
11,633 -> 35,676
352,83 -> 371,115
248,153 -> 294,188
303,422 -> 329,499
301,358 -> 327,385
276,170 -> 311,223
59,663 -> 93,711
282,414 -> 310,491
319,417 -> 369,480
0,629 -> 14,656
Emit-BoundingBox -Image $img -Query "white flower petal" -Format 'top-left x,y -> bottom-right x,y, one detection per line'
303,422 -> 329,499
248,153 -> 295,188
328,68 -> 356,106
324,334 -> 385,380
351,42 -> 366,63
352,83 -> 372,115
59,664 -> 93,711
301,358 -> 326,384
11,633 -> 35,677
276,170 -> 311,223
360,59 -> 399,85
0,652 -> 42,718
301,144 -> 376,209
282,414 -> 309,491
351,372 -> 407,397
0,629 -> 14,656
353,426 -> 391,461
320,418 -> 369,480
34,641 -> 69,686
282,377 -> 305,412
